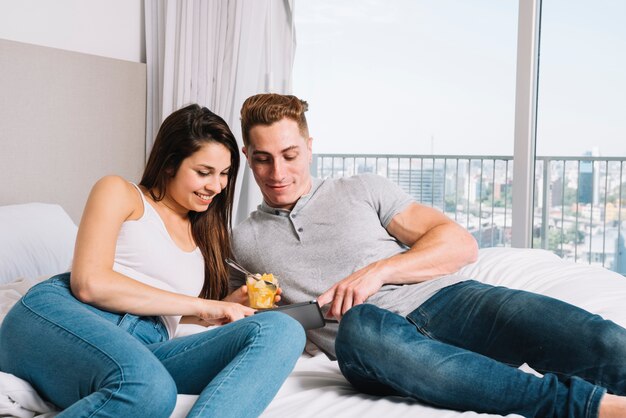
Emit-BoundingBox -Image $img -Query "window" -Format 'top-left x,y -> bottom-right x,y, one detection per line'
294,0 -> 519,247
293,0 -> 626,273
534,0 -> 626,272
294,0 -> 518,156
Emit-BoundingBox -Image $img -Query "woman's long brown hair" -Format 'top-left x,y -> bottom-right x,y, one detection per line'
140,104 -> 239,300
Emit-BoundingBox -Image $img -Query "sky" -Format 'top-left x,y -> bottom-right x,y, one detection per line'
293,0 -> 626,157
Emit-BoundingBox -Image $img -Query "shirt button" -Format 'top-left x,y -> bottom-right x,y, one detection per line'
275,211 -> 281,215
298,227 -> 304,232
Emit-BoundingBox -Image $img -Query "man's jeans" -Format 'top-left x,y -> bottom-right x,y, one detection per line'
0,273 -> 305,418
335,280 -> 626,418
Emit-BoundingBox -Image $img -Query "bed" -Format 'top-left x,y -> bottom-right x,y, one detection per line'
4,29 -> 626,418
2,202 -> 626,418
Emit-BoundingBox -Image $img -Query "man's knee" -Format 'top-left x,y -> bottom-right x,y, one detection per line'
339,303 -> 386,331
336,304 -> 387,357
593,320 -> 626,360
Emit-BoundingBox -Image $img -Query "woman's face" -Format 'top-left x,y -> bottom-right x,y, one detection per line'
165,142 -> 232,214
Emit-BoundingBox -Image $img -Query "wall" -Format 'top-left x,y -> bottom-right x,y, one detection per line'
0,0 -> 144,62
0,39 -> 147,223
0,1 -> 146,223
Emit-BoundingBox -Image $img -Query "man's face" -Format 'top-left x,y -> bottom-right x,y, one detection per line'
243,118 -> 313,210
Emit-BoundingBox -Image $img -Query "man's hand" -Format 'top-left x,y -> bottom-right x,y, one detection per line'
317,262 -> 385,320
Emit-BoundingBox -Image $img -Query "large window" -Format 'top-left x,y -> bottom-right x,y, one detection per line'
537,1 -> 626,158
293,0 -> 626,274
293,0 -> 518,156
294,1 -> 519,248
534,0 -> 626,271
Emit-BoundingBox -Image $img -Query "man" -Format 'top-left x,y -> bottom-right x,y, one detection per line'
232,93 -> 626,418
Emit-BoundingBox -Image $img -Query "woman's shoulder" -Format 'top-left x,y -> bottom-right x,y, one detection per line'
90,175 -> 138,196
87,176 -> 144,218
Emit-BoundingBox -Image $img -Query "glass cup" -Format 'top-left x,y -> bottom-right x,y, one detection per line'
246,274 -> 278,309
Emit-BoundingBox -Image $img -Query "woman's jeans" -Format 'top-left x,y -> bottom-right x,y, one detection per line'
0,274 -> 305,418
335,280 -> 626,418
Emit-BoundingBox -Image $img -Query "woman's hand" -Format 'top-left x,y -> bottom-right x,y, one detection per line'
222,285 -> 283,306
195,299 -> 256,325
274,287 -> 283,305
222,285 -> 249,304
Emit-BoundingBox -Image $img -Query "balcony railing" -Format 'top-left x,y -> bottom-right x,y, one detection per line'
312,154 -> 626,275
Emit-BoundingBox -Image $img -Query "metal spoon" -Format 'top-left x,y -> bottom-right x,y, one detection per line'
225,258 -> 275,286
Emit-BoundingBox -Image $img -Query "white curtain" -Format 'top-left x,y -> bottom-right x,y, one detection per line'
144,0 -> 296,224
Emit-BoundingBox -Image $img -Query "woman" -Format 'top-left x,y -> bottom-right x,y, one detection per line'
0,104 -> 305,417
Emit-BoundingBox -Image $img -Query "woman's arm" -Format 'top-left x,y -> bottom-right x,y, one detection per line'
70,176 -> 253,323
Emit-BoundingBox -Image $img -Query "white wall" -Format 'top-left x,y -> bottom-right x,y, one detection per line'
0,39 -> 146,223
0,0 -> 144,63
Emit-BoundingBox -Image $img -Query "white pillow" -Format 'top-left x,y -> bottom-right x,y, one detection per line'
459,247 -> 626,328
0,278 -> 34,325
0,203 -> 77,284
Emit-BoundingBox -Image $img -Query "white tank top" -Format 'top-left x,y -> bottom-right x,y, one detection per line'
113,183 -> 204,338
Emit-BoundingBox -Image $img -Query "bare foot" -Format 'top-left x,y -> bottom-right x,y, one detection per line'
599,394 -> 626,418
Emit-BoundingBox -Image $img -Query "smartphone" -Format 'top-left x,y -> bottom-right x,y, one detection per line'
255,300 -> 326,330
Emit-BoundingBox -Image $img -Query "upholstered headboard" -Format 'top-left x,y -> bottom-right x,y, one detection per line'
0,38 -> 147,223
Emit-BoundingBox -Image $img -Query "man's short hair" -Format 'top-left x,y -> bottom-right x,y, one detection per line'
240,93 -> 309,147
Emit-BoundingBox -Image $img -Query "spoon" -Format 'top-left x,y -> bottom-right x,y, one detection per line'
225,258 -> 276,286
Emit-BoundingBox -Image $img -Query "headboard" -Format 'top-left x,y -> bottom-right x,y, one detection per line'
0,39 -> 146,224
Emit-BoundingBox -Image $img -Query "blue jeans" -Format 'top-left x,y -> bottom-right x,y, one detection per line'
0,274 -> 305,418
335,280 -> 626,418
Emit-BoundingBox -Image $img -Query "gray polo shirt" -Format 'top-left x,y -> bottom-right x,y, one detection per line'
232,174 -> 466,358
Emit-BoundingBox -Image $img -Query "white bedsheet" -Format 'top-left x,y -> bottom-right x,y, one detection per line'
2,247 -> 626,418
0,372 -> 56,418
171,349 -> 520,418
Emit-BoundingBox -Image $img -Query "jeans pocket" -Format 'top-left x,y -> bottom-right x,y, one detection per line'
48,272 -> 72,287
31,272 -> 72,292
406,307 -> 432,337
119,314 -> 167,344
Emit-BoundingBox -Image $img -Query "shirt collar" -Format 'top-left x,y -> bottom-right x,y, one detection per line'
259,177 -> 324,216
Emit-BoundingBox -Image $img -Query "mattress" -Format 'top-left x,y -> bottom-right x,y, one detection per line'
2,203 -> 626,417
2,246 -> 624,417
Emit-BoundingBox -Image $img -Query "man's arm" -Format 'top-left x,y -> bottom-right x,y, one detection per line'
317,202 -> 478,318
380,202 -> 478,283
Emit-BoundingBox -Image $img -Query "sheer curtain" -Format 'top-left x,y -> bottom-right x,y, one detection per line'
144,0 -> 296,224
